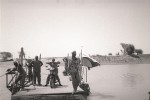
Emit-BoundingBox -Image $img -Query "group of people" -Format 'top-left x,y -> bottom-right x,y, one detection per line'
11,56 -> 43,90
11,51 -> 81,94
25,56 -> 62,87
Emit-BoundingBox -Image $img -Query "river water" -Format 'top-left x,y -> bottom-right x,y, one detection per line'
0,61 -> 150,100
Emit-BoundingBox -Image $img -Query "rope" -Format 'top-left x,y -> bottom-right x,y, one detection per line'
0,74 -> 6,77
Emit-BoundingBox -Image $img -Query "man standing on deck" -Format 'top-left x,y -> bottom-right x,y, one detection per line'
29,56 -> 43,86
68,51 -> 81,94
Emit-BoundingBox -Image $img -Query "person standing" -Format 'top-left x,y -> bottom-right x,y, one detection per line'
12,61 -> 26,89
29,56 -> 43,86
19,47 -> 25,66
68,51 -> 81,94
63,57 -> 69,75
25,59 -> 33,82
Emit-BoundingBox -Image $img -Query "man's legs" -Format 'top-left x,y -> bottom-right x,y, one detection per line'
75,71 -> 80,85
20,74 -> 26,89
28,69 -> 33,82
15,75 -> 22,85
45,74 -> 50,86
55,74 -> 62,86
70,72 -> 77,92
70,72 -> 80,93
37,73 -> 41,85
33,71 -> 37,85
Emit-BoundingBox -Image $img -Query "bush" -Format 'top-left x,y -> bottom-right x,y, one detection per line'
108,53 -> 112,56
126,44 -> 135,55
135,49 -> 143,55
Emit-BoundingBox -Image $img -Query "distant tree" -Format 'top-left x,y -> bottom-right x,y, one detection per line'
126,44 -> 135,55
120,43 -> 129,55
121,43 -> 136,55
120,43 -> 144,56
0,52 -> 13,61
108,53 -> 112,56
96,54 -> 102,57
135,49 -> 143,55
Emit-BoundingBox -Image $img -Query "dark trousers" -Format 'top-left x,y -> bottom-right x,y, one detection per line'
55,74 -> 61,85
15,73 -> 26,88
28,70 -> 33,82
33,71 -> 41,85
54,68 -> 61,85
70,72 -> 80,91
46,74 -> 51,85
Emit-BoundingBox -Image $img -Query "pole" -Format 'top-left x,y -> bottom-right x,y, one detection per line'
81,46 -> 86,83
81,46 -> 88,83
149,92 -> 150,100
21,47 -> 23,66
86,67 -> 87,82
39,53 -> 41,61
67,53 -> 69,68
6,73 -> 8,87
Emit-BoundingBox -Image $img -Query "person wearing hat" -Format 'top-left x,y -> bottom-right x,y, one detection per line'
12,61 -> 26,89
29,56 -> 43,86
68,51 -> 81,94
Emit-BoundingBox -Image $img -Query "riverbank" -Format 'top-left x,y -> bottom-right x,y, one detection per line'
1,54 -> 150,67
91,54 -> 150,65
43,54 -> 150,66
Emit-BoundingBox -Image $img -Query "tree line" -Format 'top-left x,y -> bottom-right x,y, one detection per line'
0,52 -> 13,61
120,43 -> 143,55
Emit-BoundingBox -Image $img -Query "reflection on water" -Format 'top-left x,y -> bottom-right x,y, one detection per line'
123,73 -> 138,88
122,72 -> 144,88
89,92 -> 115,98
0,62 -> 150,100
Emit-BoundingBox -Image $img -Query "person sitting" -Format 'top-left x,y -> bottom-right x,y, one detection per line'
45,59 -> 62,86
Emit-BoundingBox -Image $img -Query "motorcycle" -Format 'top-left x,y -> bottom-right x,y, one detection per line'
46,66 -> 57,88
49,67 -> 56,88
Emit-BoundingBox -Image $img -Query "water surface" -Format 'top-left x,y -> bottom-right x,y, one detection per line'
0,61 -> 150,100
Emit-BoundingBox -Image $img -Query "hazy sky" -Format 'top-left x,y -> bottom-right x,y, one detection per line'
0,0 -> 150,58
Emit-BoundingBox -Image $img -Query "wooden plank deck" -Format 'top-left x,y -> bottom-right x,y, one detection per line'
12,85 -> 87,100
14,83 -> 85,96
